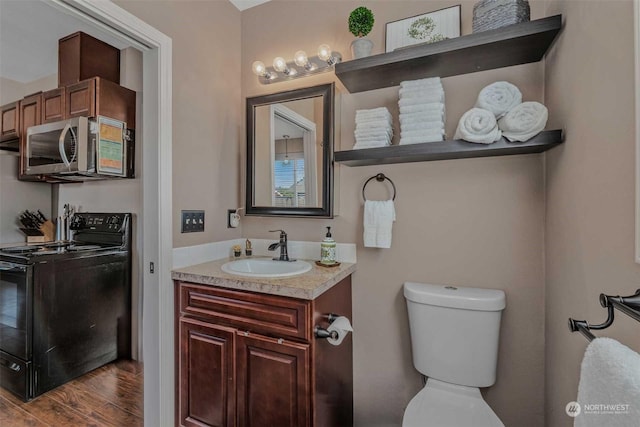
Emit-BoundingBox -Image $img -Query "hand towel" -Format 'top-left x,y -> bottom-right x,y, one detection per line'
399,134 -> 444,145
400,77 -> 441,88
363,200 -> 396,248
498,101 -> 548,142
475,81 -> 522,118
399,103 -> 446,115
454,107 -> 502,144
575,338 -> 640,427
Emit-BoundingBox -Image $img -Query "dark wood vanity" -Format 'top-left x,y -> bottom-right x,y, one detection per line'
174,262 -> 354,427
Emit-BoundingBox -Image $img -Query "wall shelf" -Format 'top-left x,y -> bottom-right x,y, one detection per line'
334,130 -> 563,166
335,15 -> 562,93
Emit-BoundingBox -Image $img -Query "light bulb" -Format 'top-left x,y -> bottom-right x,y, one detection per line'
317,44 -> 332,62
294,50 -> 308,67
251,60 -> 266,76
283,158 -> 290,165
273,57 -> 287,72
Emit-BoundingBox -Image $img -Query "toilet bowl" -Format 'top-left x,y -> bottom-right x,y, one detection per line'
402,282 -> 506,427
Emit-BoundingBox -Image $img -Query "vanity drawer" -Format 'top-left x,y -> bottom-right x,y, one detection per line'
178,282 -> 310,341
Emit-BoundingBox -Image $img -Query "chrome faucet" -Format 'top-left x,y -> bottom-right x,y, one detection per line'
268,229 -> 293,261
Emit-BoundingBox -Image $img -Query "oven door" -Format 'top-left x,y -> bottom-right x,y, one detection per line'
0,261 -> 32,360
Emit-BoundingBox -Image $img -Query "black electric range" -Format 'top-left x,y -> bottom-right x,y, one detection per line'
0,212 -> 132,401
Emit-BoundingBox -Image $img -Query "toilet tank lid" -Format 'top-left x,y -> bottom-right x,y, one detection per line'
404,282 -> 506,311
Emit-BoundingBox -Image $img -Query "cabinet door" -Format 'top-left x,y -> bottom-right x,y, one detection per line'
42,88 -> 66,123
1,101 -> 19,141
66,78 -> 96,118
179,318 -> 235,427
236,333 -> 310,427
18,94 -> 42,180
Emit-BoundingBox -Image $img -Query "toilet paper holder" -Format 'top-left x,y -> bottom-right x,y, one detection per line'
314,313 -> 344,340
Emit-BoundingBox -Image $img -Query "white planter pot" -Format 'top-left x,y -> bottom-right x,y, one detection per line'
351,38 -> 373,59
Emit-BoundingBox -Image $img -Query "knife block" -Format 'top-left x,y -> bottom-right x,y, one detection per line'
25,220 -> 55,243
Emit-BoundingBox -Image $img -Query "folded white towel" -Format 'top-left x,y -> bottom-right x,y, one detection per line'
399,134 -> 444,145
400,77 -> 441,88
355,135 -> 392,143
575,338 -> 640,427
399,90 -> 445,103
355,121 -> 393,130
400,121 -> 444,132
363,200 -> 396,248
400,129 -> 445,139
475,81 -> 522,119
498,101 -> 548,142
454,107 -> 502,144
356,108 -> 392,121
399,97 -> 444,108
399,86 -> 444,97
399,103 -> 446,115
355,128 -> 393,139
399,115 -> 445,127
353,141 -> 391,149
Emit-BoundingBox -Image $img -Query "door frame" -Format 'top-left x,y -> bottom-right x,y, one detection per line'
49,0 -> 174,425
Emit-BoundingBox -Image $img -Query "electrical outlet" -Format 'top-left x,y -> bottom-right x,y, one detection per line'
181,210 -> 205,233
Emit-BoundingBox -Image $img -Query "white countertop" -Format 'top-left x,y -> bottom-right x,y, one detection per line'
172,257 -> 356,300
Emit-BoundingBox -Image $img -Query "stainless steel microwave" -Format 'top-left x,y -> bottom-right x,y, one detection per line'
25,116 -> 134,180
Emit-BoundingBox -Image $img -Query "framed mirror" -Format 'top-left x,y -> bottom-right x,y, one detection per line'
246,83 -> 334,217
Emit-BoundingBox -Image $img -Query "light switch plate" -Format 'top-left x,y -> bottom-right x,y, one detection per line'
181,210 -> 205,233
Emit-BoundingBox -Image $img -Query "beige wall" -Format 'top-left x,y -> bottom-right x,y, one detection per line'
242,1 -> 546,425
544,1 -> 640,426
115,0 -> 242,247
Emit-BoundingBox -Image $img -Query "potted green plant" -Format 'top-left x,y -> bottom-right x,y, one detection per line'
348,6 -> 375,59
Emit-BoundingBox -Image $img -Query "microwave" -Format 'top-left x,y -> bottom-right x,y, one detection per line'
25,116 -> 134,180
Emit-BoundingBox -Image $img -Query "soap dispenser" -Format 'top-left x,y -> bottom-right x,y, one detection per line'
320,226 -> 336,265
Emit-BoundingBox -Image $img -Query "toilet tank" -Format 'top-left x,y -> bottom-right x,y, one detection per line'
404,282 -> 506,388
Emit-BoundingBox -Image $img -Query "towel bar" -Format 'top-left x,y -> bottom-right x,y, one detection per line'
568,289 -> 640,341
362,173 -> 396,201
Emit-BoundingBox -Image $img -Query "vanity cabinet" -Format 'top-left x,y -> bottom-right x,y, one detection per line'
175,275 -> 353,427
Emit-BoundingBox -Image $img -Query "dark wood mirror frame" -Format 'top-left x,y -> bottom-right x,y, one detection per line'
245,83 -> 334,217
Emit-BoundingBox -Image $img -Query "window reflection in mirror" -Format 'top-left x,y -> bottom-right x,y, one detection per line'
246,83 -> 334,217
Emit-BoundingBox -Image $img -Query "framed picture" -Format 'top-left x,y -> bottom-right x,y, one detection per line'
385,5 -> 461,52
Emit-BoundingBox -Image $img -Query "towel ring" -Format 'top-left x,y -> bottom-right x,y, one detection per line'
362,173 -> 397,201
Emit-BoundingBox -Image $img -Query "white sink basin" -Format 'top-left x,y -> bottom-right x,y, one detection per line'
221,258 -> 312,278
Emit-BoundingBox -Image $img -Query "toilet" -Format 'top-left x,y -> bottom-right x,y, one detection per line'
402,282 -> 506,427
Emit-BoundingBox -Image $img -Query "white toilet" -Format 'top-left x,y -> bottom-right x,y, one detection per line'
402,282 -> 506,427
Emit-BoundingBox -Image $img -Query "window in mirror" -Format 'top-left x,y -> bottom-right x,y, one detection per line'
246,83 -> 334,217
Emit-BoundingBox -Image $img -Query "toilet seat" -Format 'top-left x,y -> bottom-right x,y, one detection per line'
402,378 -> 505,427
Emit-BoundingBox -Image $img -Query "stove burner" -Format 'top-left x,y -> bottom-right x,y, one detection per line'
66,245 -> 102,252
1,246 -> 40,253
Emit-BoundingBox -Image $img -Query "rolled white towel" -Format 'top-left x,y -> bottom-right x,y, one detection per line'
400,77 -> 441,88
498,102 -> 548,142
399,134 -> 444,145
399,103 -> 445,115
399,97 -> 444,107
475,81 -> 522,118
454,107 -> 502,144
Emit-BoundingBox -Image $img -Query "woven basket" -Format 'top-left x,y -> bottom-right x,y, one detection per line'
472,0 -> 530,33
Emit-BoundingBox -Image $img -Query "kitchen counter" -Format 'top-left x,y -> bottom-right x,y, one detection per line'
171,257 -> 356,300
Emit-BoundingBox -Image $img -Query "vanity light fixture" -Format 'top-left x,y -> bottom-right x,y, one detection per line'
252,44 -> 342,85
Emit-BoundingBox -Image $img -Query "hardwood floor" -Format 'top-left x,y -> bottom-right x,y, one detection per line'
0,360 -> 143,427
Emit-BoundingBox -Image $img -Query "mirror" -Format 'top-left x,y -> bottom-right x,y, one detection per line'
246,83 -> 334,217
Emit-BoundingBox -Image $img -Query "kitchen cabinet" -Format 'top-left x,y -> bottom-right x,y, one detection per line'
1,101 -> 19,143
18,93 -> 44,181
66,77 -> 136,128
58,31 -> 121,87
175,275 -> 353,427
41,87 -> 66,123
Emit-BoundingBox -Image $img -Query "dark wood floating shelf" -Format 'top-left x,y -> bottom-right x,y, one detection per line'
335,15 -> 562,93
334,130 -> 564,166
